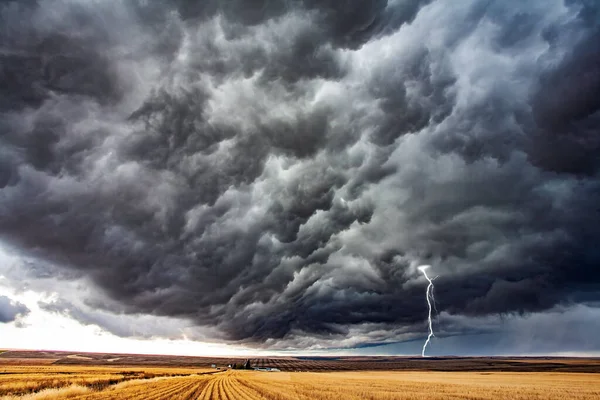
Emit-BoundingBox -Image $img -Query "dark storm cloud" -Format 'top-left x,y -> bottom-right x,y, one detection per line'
172,0 -> 429,48
1,0 -> 600,348
529,22 -> 600,175
0,295 -> 29,323
38,297 -> 200,339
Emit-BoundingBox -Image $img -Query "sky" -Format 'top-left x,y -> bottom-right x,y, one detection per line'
1,0 -> 599,357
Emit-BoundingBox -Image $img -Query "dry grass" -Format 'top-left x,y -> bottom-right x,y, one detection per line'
0,365 -> 211,398
2,365 -> 600,399
1,385 -> 91,400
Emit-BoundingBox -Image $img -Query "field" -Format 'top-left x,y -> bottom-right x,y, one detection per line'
1,351 -> 600,399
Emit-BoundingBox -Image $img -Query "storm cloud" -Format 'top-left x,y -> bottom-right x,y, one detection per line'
1,0 -> 599,349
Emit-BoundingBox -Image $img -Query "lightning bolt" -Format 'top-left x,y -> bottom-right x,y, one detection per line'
418,265 -> 435,357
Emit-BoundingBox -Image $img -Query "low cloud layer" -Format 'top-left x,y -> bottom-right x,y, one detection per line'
1,0 -> 599,349
0,295 -> 30,323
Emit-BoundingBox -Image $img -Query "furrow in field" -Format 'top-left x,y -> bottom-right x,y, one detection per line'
174,377 -> 211,400
218,374 -> 231,400
76,378 -> 164,400
235,376 -> 280,399
213,377 -> 228,400
233,378 -> 264,400
88,376 -> 191,400
237,376 -> 304,400
197,375 -> 218,400
167,379 -> 203,400
220,375 -> 240,399
219,375 -> 239,400
107,381 -> 177,400
223,375 -> 260,400
124,379 -> 184,400
143,378 -> 196,400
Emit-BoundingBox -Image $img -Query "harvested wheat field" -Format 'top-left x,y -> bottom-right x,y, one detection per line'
0,365 -> 213,399
2,366 -> 600,399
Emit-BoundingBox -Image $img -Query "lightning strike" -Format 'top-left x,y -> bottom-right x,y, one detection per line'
418,265 -> 435,357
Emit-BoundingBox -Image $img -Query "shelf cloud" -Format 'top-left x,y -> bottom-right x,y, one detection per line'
1,0 -> 599,349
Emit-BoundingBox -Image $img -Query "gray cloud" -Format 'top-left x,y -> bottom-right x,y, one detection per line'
0,295 -> 30,323
38,297 -> 203,339
1,0 -> 599,350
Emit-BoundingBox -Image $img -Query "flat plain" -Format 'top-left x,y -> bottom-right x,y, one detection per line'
1,350 -> 600,399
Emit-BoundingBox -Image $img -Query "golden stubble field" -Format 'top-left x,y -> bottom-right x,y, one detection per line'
2,365 -> 600,400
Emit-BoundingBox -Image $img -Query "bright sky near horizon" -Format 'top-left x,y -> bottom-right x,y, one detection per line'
0,247 -> 253,357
